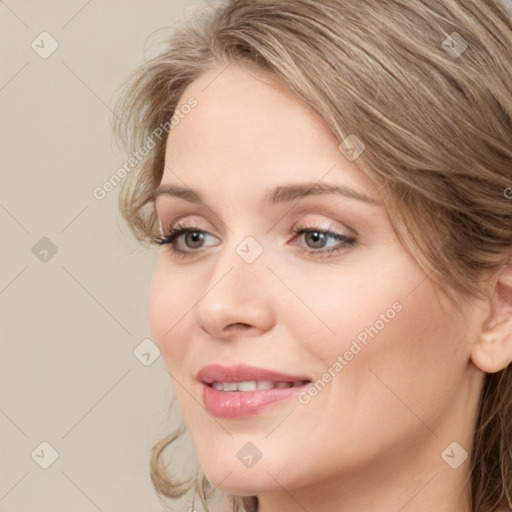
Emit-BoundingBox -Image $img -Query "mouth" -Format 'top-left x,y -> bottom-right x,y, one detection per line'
208,380 -> 310,392
197,363 -> 311,386
197,364 -> 312,418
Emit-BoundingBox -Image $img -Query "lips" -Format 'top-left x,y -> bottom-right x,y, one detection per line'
197,364 -> 312,418
197,364 -> 311,385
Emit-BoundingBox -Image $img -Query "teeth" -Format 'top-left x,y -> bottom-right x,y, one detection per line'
257,380 -> 274,390
237,381 -> 258,392
210,380 -> 307,391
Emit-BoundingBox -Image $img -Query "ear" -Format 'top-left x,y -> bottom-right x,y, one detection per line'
471,259 -> 512,373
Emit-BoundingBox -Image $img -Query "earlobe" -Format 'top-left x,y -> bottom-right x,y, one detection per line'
470,261 -> 512,374
471,316 -> 512,373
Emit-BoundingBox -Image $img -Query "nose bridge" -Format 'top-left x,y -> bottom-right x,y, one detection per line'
191,231 -> 274,337
207,231 -> 268,303
211,220 -> 269,289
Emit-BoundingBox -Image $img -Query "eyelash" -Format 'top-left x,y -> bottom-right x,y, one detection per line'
153,221 -> 356,259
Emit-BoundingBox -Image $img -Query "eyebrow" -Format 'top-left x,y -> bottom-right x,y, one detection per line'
153,182 -> 378,206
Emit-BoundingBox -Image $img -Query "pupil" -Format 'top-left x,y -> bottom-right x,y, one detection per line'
307,231 -> 326,248
186,231 -> 204,248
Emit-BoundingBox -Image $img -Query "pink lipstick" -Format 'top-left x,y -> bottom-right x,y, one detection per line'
197,364 -> 311,418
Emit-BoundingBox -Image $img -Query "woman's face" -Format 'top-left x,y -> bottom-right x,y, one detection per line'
149,63 -> 485,501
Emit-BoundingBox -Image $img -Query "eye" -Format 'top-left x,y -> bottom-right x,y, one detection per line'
153,221 -> 219,258
153,221 -> 357,259
290,225 -> 356,258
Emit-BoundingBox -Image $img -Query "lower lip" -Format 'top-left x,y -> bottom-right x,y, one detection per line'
201,382 -> 309,418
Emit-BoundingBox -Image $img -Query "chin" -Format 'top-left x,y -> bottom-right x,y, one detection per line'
200,458 -> 279,494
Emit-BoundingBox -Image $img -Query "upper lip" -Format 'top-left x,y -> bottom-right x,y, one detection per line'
197,364 -> 311,384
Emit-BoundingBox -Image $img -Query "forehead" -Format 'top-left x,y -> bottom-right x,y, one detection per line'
167,63 -> 338,161
161,63 -> 377,204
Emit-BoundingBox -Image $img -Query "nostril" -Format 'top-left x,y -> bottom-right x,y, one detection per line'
226,322 -> 251,330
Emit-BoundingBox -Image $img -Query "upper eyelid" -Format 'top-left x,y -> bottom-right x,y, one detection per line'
160,221 -> 349,239
156,208 -> 356,234
154,204 -> 229,234
159,225 -> 341,244
154,198 -> 363,233
162,224 -> 351,246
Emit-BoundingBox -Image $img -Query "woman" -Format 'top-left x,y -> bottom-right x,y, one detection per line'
112,1 -> 512,511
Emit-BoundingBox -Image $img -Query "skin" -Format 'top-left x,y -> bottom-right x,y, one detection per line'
148,62 -> 512,512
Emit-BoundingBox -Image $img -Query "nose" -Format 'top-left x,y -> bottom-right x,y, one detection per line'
192,244 -> 276,341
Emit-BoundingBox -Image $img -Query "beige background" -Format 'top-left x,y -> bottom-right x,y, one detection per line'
0,1 -> 209,510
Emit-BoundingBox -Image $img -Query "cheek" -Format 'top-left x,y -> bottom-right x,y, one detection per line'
326,270 -> 468,436
274,254 -> 415,364
148,263 -> 191,370
148,266 -> 168,342
284,248 -> 467,417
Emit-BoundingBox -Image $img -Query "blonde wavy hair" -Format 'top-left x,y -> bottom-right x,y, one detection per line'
111,1 -> 512,511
